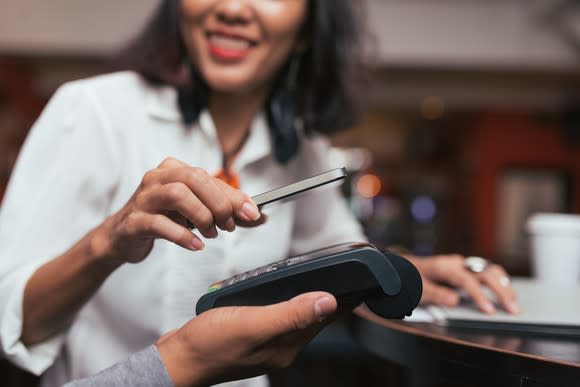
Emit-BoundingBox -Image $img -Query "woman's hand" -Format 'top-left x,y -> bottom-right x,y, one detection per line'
407,254 -> 520,314
93,157 -> 263,264
156,292 -> 338,387
22,158 -> 264,345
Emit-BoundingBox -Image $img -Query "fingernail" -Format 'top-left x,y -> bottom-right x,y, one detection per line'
224,217 -> 236,232
481,301 -> 495,314
191,238 -> 204,251
508,301 -> 520,314
209,227 -> 218,238
445,295 -> 460,307
314,296 -> 335,322
241,201 -> 260,221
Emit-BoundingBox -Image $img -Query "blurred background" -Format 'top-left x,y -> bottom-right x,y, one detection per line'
1,0 -> 579,386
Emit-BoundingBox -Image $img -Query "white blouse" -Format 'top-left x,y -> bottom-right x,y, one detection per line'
0,72 -> 365,387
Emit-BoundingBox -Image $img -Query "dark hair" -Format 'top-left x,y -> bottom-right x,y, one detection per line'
117,0 -> 366,138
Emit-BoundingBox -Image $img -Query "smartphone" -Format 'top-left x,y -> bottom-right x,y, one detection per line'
187,168 -> 347,229
252,167 -> 347,208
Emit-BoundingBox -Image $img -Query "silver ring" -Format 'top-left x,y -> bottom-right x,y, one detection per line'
464,256 -> 489,274
499,276 -> 511,287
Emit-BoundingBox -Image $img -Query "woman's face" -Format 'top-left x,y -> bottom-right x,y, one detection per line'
181,0 -> 307,94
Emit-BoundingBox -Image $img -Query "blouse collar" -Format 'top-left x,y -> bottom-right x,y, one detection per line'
146,85 -> 272,167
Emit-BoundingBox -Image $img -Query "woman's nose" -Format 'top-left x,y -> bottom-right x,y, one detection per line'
214,0 -> 253,25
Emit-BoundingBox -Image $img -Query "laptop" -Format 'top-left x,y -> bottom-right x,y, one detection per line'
428,278 -> 580,337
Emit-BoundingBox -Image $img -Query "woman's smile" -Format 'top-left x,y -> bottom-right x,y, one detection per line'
181,0 -> 306,93
206,29 -> 257,61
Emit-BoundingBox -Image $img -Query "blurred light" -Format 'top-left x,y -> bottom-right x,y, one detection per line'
374,196 -> 401,219
357,174 -> 381,198
420,96 -> 445,120
411,196 -> 436,223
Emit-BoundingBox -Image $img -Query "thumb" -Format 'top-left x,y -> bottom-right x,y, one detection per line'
258,292 -> 338,338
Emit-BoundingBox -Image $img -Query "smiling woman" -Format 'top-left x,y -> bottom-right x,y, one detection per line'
0,1 -> 369,387
0,1 -> 520,386
178,0 -> 309,180
181,0 -> 307,93
118,0 -> 365,178
118,0 -> 365,142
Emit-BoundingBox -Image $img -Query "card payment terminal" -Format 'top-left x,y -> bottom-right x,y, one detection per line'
196,242 -> 422,319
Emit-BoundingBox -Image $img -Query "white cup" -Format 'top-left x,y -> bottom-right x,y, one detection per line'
526,213 -> 580,286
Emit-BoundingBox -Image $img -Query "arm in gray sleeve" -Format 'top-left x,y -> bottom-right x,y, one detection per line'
63,345 -> 174,387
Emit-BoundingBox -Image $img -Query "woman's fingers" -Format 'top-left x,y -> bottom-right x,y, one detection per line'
130,159 -> 265,256
139,182 -> 218,239
156,157 -> 187,170
155,166 -> 261,229
172,168 -> 236,231
149,160 -> 256,229
235,214 -> 268,228
421,255 -> 495,313
478,265 -> 520,314
213,179 -> 261,223
411,253 -> 519,314
151,159 -> 235,231
420,278 -> 460,307
126,212 -> 204,252
448,270 -> 496,314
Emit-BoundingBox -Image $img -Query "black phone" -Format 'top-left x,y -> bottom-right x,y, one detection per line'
188,168 -> 347,230
252,167 -> 347,208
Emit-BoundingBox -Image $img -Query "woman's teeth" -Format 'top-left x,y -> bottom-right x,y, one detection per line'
209,35 -> 251,50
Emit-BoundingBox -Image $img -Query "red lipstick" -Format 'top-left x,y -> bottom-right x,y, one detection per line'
206,31 -> 255,61
208,42 -> 250,60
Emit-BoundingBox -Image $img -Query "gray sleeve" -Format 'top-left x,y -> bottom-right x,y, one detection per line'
63,345 -> 174,387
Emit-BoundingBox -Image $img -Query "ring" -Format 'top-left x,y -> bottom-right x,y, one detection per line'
464,256 -> 489,273
499,276 -> 511,287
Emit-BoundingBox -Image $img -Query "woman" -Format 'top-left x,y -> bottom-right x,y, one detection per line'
0,1 -> 518,386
